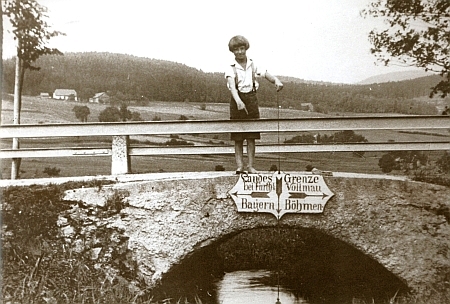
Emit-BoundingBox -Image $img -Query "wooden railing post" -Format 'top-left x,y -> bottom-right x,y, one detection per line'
111,135 -> 130,175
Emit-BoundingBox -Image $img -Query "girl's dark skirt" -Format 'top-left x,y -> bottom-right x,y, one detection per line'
230,90 -> 261,141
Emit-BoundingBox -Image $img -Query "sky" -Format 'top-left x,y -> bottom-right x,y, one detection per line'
2,0 -> 425,84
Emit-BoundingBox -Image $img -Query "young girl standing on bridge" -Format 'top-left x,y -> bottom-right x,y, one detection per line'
225,35 -> 283,174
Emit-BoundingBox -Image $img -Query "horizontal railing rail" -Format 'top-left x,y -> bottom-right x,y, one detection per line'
1,115 -> 449,176
1,116 -> 449,138
1,142 -> 449,159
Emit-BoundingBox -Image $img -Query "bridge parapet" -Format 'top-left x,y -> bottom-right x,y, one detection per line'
61,172 -> 450,299
2,115 -> 449,179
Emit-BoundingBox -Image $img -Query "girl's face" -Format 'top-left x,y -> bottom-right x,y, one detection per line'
232,46 -> 247,61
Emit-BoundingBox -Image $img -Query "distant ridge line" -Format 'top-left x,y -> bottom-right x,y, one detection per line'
358,70 -> 434,85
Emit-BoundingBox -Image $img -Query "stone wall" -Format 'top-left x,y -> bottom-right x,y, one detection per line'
62,172 -> 450,299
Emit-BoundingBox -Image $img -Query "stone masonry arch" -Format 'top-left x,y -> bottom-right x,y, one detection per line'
63,172 -> 450,300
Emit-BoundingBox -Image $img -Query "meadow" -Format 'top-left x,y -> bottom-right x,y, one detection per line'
1,95 -> 448,179
2,96 -> 449,304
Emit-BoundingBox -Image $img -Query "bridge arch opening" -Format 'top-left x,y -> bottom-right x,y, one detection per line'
149,227 -> 409,303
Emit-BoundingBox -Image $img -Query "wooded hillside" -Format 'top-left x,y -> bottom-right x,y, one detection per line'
2,52 -> 445,114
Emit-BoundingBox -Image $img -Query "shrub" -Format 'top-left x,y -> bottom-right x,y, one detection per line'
104,189 -> 130,215
165,138 -> 194,146
285,130 -> 368,144
215,165 -> 225,171
378,154 -> 397,173
437,151 -> 450,173
413,169 -> 450,187
130,111 -> 142,121
43,166 -> 61,177
378,151 -> 429,174
98,106 -> 121,122
72,105 -> 90,122
284,134 -> 315,144
332,130 -> 368,143
98,104 -> 139,122
1,182 -> 144,304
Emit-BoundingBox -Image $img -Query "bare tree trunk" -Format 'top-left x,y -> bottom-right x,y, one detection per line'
1,3 -> 3,179
0,1 -> 3,125
11,54 -> 23,179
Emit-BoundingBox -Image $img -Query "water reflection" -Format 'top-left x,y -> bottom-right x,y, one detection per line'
216,270 -> 309,304
150,228 -> 409,303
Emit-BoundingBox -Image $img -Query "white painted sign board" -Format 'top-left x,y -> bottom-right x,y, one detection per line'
229,172 -> 334,220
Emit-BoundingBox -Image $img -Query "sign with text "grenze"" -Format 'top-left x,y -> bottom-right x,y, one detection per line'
229,172 -> 334,220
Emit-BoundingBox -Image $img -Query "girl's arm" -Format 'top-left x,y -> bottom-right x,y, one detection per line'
227,77 -> 248,113
264,72 -> 284,92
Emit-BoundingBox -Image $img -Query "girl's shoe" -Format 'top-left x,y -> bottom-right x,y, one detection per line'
235,168 -> 246,174
247,167 -> 258,174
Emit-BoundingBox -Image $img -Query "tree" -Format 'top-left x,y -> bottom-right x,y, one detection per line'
378,150 -> 428,173
98,104 -> 142,122
1,1 -> 3,126
0,2 -> 6,177
98,106 -> 121,122
72,105 -> 90,122
378,153 -> 398,173
119,103 -> 132,121
331,130 -> 368,143
3,0 -> 64,179
362,0 -> 450,97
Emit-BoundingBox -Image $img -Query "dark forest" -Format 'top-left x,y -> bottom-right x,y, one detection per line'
2,52 -> 445,114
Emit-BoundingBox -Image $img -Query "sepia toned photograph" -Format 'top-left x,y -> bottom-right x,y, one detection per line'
1,0 -> 449,303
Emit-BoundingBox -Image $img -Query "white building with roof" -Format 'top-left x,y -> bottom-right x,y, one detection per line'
53,89 -> 77,101
89,92 -> 110,103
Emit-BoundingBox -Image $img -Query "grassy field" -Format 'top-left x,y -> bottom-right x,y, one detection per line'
1,95 -> 448,179
2,97 -> 449,304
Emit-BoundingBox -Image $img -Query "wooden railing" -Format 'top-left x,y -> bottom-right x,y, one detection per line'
1,115 -> 449,178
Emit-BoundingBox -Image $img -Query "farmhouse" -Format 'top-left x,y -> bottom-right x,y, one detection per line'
300,103 -> 314,112
53,89 -> 77,101
89,92 -> 110,104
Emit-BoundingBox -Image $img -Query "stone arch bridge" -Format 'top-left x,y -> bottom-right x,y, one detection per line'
62,171 -> 450,300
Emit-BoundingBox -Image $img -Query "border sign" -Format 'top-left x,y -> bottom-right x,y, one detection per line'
229,172 -> 334,220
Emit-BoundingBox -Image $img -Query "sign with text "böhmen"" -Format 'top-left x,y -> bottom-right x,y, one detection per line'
229,172 -> 334,220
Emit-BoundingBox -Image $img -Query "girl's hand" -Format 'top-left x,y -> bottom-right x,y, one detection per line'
275,80 -> 284,92
237,100 -> 248,114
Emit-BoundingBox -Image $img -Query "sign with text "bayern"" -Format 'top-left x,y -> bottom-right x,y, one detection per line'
229,172 -> 334,220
